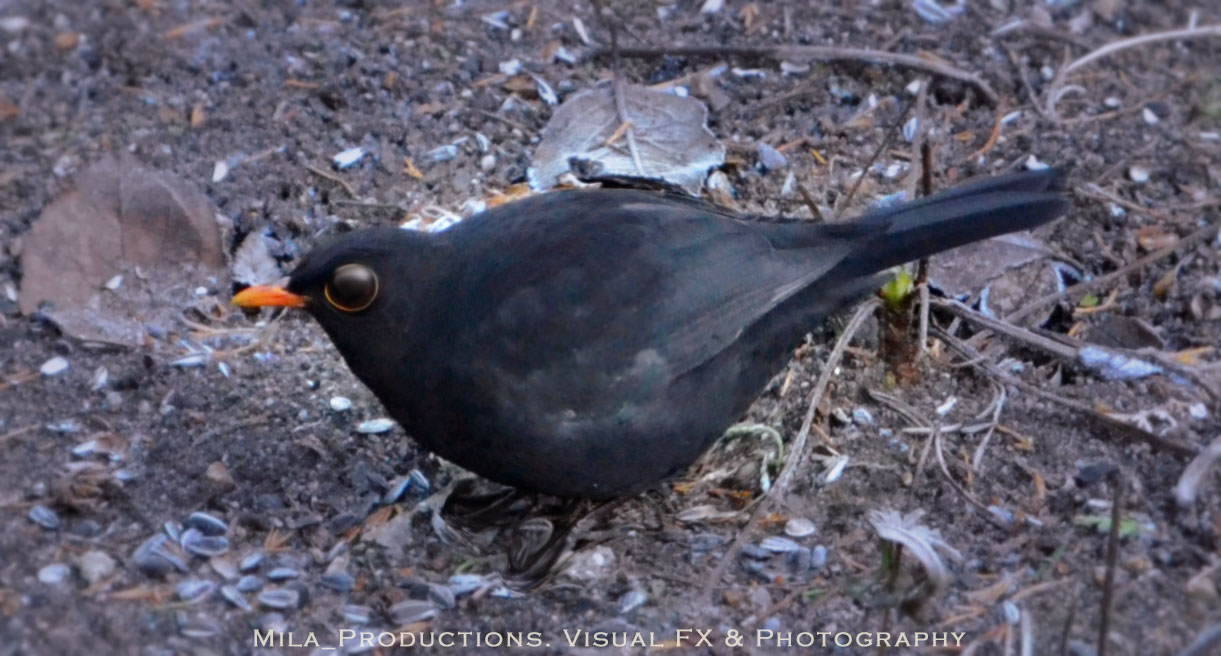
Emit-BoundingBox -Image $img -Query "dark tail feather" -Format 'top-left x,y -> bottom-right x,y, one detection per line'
831,169 -> 1068,279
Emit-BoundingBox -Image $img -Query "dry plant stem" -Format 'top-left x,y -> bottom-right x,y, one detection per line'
1058,585 -> 1080,656
933,328 -> 1198,456
590,0 -> 645,177
1047,25 -> 1221,119
934,421 -> 1009,528
836,98 -> 915,219
1097,474 -> 1124,656
305,164 -> 356,198
700,299 -> 879,601
606,45 -> 999,104
971,384 -> 1006,471
1003,221 -> 1219,326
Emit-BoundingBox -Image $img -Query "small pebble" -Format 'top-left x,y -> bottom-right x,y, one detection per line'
1142,107 -> 1159,125
236,575 -> 264,593
1128,166 -> 1150,184
38,563 -> 71,584
784,518 -> 816,538
329,396 -> 352,412
77,550 -> 116,584
28,505 -> 60,530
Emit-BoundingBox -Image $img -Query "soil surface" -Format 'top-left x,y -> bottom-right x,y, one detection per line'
2,1 -> 1220,655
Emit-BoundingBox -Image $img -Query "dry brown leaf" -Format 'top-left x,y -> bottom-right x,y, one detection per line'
17,154 -> 224,345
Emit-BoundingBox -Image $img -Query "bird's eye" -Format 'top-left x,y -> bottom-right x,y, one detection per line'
324,264 -> 379,312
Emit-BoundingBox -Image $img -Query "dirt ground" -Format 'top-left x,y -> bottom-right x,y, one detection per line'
2,1 -> 1220,654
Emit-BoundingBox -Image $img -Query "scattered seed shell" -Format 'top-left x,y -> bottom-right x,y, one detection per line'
784,518 -> 816,538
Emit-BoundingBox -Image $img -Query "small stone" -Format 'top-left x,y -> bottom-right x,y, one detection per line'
38,563 -> 71,584
1128,166 -> 1150,184
1142,107 -> 1159,125
205,461 -> 235,490
784,517 -> 816,538
40,357 -> 69,376
77,550 -> 116,584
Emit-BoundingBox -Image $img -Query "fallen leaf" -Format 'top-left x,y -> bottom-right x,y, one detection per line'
17,154 -> 225,345
528,84 -> 725,195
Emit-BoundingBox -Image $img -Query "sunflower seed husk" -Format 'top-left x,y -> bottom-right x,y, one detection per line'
185,511 -> 229,536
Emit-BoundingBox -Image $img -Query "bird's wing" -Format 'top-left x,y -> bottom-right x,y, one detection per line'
441,189 -> 868,420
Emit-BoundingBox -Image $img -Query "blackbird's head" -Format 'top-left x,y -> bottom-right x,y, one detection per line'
231,228 -> 431,367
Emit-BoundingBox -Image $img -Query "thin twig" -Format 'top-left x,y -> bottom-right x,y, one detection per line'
1097,473 -> 1124,656
305,164 -> 357,198
603,45 -> 999,104
1047,25 -> 1221,120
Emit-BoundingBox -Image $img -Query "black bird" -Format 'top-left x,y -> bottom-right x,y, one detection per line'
233,170 -> 1066,499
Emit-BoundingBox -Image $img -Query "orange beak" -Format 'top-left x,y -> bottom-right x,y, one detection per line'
231,285 -> 307,309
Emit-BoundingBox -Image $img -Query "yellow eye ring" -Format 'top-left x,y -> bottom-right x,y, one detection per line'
324,263 -> 379,312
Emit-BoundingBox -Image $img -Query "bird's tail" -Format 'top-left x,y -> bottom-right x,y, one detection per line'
828,169 -> 1068,280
